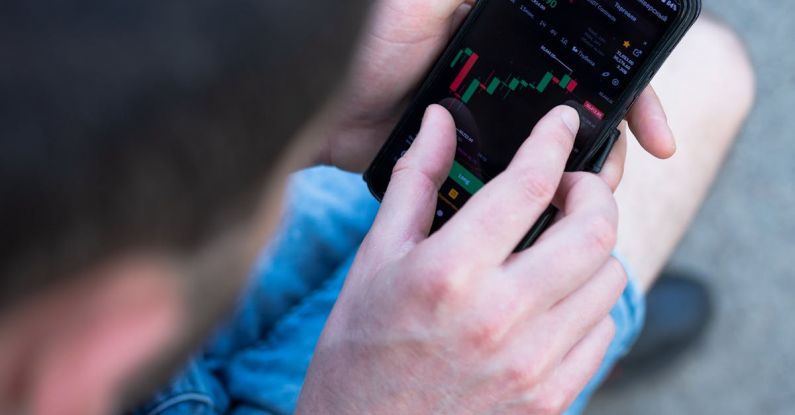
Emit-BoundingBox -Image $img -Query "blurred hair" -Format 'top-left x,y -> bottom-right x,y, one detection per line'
0,0 -> 369,310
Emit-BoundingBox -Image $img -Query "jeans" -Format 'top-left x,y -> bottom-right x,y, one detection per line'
131,167 -> 645,415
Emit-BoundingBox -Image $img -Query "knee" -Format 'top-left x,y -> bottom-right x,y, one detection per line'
691,16 -> 757,120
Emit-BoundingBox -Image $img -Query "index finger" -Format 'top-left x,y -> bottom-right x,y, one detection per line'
424,106 -> 580,267
369,105 -> 457,253
501,172 -> 618,311
626,86 -> 676,159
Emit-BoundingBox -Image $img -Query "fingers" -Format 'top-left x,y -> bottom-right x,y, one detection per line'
431,0 -> 475,20
626,86 -> 676,159
533,317 -> 616,413
492,262 -> 621,413
369,105 -> 457,250
449,0 -> 476,34
428,106 -> 580,266
544,257 -> 627,354
491,255 -> 623,399
502,172 -> 618,310
597,122 -> 628,192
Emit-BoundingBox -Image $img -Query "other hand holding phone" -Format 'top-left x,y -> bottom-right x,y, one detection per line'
318,0 -> 677,173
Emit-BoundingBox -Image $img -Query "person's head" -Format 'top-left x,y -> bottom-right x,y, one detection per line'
0,1 -> 370,413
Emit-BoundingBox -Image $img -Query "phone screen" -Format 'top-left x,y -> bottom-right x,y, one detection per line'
372,0 -> 682,222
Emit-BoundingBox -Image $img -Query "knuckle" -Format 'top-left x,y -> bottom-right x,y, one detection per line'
534,391 -> 569,415
514,168 -> 556,203
411,260 -> 462,305
391,157 -> 431,186
582,214 -> 617,253
463,315 -> 508,352
391,156 -> 442,197
543,109 -> 577,145
391,153 -> 414,177
605,258 -> 629,293
599,161 -> 624,192
415,272 -> 455,303
500,361 -> 545,391
549,122 -> 577,150
603,317 -> 617,339
583,173 -> 617,203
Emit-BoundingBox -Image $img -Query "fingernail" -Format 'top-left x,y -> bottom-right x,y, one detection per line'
667,125 -> 677,153
560,107 -> 580,135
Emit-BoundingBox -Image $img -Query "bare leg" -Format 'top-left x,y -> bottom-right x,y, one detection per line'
616,16 -> 756,292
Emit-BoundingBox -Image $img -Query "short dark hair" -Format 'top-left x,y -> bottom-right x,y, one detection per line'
0,0 -> 369,309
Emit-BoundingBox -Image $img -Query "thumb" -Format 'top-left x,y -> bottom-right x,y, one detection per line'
368,105 -> 457,252
451,1 -> 477,32
431,0 -> 475,20
385,0 -> 473,22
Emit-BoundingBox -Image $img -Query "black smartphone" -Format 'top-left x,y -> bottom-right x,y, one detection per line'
364,0 -> 700,247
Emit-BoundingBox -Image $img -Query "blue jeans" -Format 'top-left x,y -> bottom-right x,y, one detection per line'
131,167 -> 645,415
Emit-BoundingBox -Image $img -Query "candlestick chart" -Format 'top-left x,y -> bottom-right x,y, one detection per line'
449,47 -> 580,105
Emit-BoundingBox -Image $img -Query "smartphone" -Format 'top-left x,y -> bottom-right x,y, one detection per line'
364,0 -> 700,248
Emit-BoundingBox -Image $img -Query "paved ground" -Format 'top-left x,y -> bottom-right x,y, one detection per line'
588,1 -> 795,414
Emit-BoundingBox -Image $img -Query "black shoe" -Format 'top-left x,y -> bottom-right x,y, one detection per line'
604,271 -> 713,387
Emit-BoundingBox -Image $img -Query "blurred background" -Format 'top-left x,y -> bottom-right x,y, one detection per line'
588,0 -> 795,414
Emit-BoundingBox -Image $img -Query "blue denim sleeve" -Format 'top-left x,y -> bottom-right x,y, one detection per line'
128,360 -> 230,415
131,167 -> 378,415
248,167 -> 378,331
223,255 -> 355,415
203,167 -> 379,361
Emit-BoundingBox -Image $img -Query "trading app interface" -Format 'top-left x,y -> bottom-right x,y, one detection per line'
378,0 -> 680,228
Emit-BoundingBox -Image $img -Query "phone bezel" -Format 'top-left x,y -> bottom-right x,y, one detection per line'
364,0 -> 701,202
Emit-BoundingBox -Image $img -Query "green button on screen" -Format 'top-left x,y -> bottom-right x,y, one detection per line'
449,161 -> 485,195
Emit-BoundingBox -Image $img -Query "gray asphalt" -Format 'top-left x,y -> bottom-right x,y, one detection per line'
587,1 -> 795,414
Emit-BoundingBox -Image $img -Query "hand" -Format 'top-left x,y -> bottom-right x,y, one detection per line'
317,0 -> 676,172
298,105 -> 626,414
